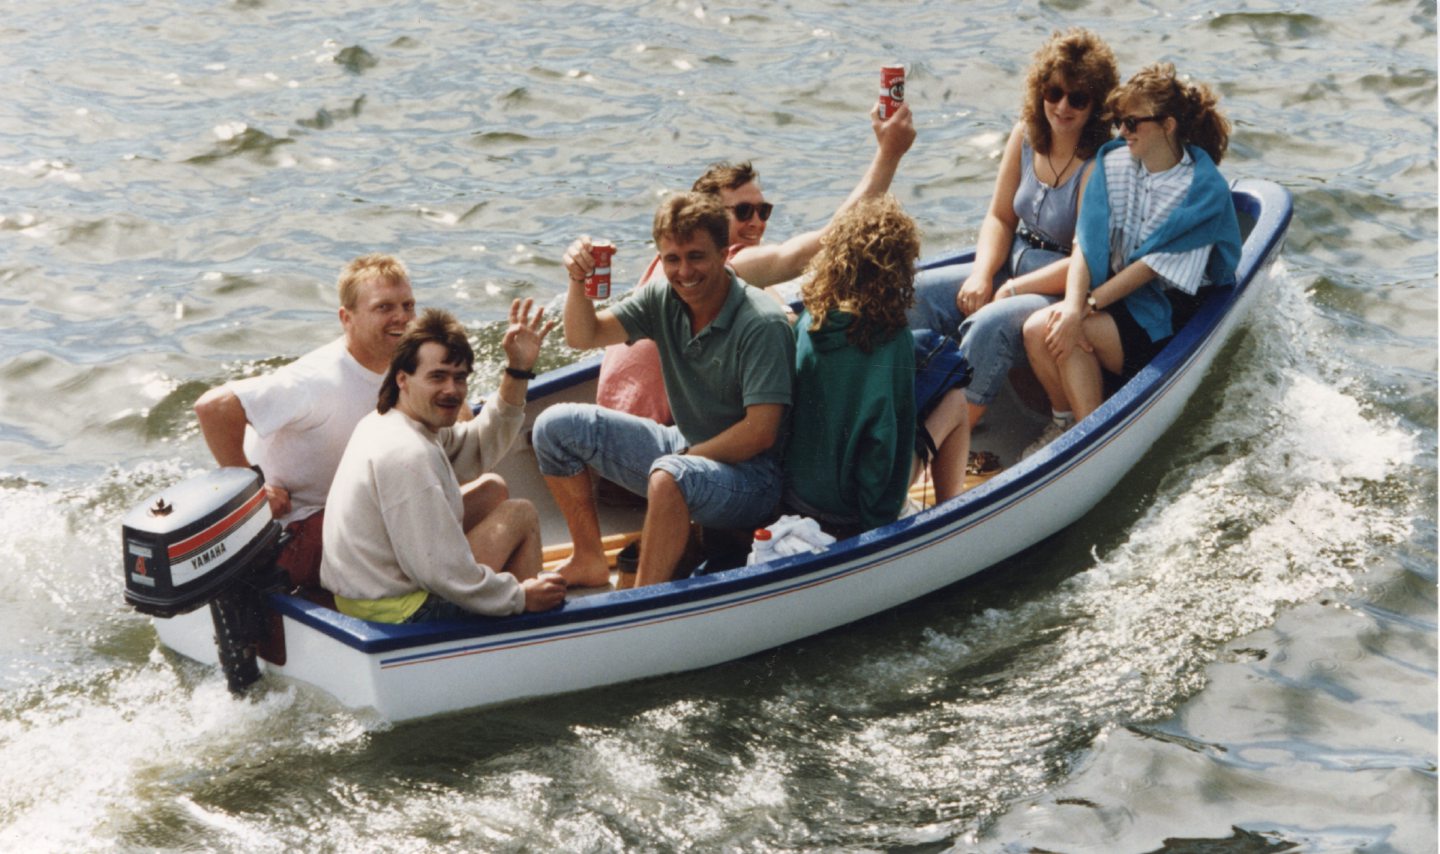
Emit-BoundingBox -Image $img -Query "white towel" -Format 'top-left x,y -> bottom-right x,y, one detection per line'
749,514 -> 836,563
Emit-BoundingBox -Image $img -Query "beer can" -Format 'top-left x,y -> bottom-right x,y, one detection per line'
586,240 -> 615,300
879,63 -> 906,119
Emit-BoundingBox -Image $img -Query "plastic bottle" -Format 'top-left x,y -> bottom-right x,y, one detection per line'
746,528 -> 776,565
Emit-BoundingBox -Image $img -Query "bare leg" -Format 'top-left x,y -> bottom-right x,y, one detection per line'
921,390 -> 970,501
1023,309 -> 1071,413
966,401 -> 987,430
634,470 -> 692,588
1058,349 -> 1104,421
1061,314 -> 1124,421
461,473 -> 509,530
542,470 -> 611,587
467,498 -> 544,581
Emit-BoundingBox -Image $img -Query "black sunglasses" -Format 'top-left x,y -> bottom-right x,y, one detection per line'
726,202 -> 774,222
1042,85 -> 1092,111
1112,114 -> 1165,133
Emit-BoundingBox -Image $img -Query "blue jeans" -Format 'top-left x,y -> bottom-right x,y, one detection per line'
532,403 -> 782,529
405,594 -> 472,623
908,240 -> 1068,406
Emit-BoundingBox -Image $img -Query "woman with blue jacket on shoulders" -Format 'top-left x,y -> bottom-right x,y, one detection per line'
1023,62 -> 1242,438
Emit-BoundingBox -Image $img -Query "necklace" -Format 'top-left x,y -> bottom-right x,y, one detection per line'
1045,146 -> 1077,187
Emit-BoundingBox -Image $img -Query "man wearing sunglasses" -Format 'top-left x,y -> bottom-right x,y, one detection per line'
693,102 -> 917,294
595,103 -> 916,428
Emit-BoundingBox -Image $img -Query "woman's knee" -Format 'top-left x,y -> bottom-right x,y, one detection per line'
1021,310 -> 1050,357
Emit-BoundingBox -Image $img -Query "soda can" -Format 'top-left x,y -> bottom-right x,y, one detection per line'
585,240 -> 615,300
879,63 -> 906,119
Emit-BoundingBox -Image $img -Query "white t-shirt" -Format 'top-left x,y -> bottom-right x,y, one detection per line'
319,401 -> 528,617
230,336 -> 383,525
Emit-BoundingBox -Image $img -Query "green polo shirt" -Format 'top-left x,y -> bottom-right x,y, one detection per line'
611,271 -> 793,452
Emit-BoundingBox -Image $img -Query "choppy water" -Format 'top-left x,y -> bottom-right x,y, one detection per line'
1,1 -> 1434,851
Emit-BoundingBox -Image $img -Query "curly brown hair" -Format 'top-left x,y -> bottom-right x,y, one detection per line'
1107,62 -> 1231,164
1021,28 -> 1119,159
800,195 -> 919,354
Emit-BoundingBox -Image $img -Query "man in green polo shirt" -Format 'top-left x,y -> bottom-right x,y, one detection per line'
533,192 -> 794,588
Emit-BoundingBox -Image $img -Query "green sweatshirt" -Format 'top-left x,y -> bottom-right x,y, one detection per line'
783,309 -> 916,530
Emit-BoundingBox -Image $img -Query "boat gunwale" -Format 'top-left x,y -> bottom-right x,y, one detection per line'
267,179 -> 1293,657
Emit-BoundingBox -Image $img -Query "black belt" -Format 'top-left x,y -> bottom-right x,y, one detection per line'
1016,224 -> 1071,256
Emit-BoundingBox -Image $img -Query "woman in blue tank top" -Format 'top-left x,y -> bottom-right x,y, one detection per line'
908,29 -> 1117,429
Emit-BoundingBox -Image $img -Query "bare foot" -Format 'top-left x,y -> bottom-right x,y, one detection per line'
554,557 -> 611,588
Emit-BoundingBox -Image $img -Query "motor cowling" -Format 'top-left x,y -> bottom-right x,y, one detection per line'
122,467 -> 285,693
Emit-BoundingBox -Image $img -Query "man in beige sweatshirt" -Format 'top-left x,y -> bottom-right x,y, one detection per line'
320,303 -> 566,623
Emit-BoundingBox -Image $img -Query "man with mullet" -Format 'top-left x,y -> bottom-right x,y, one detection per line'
535,192 -> 795,589
320,305 -> 566,622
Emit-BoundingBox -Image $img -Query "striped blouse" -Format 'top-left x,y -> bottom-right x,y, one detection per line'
1103,147 -> 1211,295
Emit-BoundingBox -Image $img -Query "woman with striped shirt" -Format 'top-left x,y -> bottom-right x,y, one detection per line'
1022,63 -> 1243,431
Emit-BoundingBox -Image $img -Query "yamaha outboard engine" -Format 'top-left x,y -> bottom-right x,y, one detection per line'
122,467 -> 285,694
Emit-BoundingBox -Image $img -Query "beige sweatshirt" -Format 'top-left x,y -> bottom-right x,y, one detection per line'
320,399 -> 527,616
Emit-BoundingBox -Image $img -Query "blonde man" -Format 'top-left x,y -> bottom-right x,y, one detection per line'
193,253 -> 416,588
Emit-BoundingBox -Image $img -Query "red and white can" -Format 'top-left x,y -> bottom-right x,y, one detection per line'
879,63 -> 906,119
586,240 -> 615,300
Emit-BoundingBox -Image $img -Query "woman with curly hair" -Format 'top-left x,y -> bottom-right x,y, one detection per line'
784,195 -> 971,531
1023,62 -> 1242,432
908,28 -> 1118,432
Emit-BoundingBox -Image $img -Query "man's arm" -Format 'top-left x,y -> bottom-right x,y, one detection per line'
447,298 -> 557,480
193,385 -> 292,517
730,102 -> 917,288
561,237 -> 632,350
194,387 -> 251,467
496,296 -> 557,407
685,403 -> 785,465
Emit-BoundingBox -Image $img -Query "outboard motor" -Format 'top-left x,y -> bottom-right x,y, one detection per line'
122,467 -> 286,694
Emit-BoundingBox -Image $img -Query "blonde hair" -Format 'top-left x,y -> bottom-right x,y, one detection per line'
1021,28 -> 1119,158
800,195 -> 919,354
1108,62 -> 1231,164
337,253 -> 409,310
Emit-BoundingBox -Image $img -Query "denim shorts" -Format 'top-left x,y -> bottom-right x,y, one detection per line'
404,594 -> 472,623
532,402 -> 782,530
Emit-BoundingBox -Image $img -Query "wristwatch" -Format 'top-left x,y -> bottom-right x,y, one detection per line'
1086,294 -> 1099,315
504,366 -> 536,380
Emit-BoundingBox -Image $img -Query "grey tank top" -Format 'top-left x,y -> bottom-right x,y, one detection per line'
1013,138 -> 1086,248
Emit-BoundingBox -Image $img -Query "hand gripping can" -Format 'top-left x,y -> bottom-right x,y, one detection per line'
586,240 -> 615,300
879,63 -> 906,119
